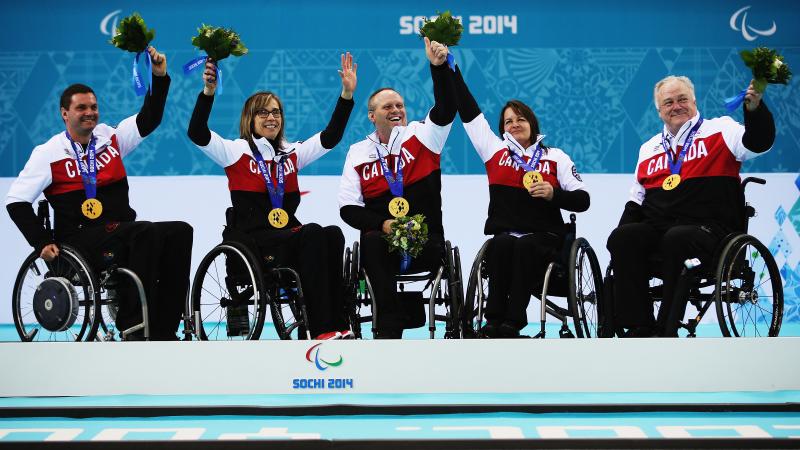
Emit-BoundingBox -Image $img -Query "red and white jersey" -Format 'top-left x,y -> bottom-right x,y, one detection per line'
193,131 -> 331,231
629,111 -> 766,232
6,117 -> 141,205
338,113 -> 451,234
195,131 -> 329,194
463,112 -> 585,235
5,116 -> 143,239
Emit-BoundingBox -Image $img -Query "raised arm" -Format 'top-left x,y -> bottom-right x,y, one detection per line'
135,46 -> 170,138
424,37 -> 456,127
319,52 -> 356,150
186,59 -> 217,146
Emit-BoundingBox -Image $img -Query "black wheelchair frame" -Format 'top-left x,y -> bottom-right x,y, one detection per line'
342,239 -> 464,339
602,177 -> 784,338
12,200 -> 149,341
184,208 -> 312,341
462,214 -> 604,339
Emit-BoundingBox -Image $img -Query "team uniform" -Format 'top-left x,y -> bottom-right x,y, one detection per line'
187,93 -> 354,338
607,105 -> 775,336
5,75 -> 193,340
338,63 -> 456,337
453,67 -> 589,331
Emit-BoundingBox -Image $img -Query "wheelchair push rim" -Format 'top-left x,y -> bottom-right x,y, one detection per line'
12,245 -> 100,342
714,234 -> 783,337
189,243 -> 267,341
568,237 -> 604,338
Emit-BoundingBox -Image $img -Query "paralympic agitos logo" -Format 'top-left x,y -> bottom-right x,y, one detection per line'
305,343 -> 343,371
293,343 -> 354,390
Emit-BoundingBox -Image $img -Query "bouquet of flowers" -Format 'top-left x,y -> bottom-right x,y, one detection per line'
190,24 -> 248,61
741,47 -> 792,93
109,13 -> 155,96
419,10 -> 462,71
384,214 -> 429,259
419,11 -> 463,47
109,12 -> 154,53
725,47 -> 792,111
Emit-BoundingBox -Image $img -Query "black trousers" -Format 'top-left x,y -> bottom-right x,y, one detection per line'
65,221 -> 193,340
606,222 -> 724,335
484,232 -> 562,329
249,223 -> 346,337
360,231 -> 444,333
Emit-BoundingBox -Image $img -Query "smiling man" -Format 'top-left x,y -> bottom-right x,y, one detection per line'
5,46 -> 193,341
338,37 -> 456,339
606,75 -> 775,337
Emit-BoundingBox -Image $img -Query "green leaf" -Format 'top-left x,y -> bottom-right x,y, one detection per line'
190,24 -> 248,61
109,12 -> 154,53
419,10 -> 463,46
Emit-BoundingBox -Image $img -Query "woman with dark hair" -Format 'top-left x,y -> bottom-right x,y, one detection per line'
453,67 -> 590,338
187,53 -> 358,340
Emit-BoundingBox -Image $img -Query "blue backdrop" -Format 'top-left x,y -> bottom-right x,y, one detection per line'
0,0 -> 798,177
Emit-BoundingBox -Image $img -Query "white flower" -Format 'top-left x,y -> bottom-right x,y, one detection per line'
773,58 -> 784,69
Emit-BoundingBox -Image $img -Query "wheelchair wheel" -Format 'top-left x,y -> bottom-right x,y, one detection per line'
440,241 -> 462,338
189,242 -> 267,340
714,234 -> 783,337
567,238 -> 603,338
342,243 -> 362,339
12,245 -> 100,342
462,239 -> 491,337
266,267 -> 310,340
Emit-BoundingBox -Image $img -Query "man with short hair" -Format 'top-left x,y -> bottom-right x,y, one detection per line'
5,46 -> 192,341
338,37 -> 456,339
606,75 -> 775,337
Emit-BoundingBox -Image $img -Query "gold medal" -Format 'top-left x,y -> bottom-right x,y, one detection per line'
388,197 -> 410,218
662,174 -> 681,191
268,208 -> 289,228
81,198 -> 103,219
522,170 -> 543,189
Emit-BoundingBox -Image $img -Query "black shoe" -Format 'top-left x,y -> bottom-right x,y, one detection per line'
375,329 -> 403,339
479,321 -> 501,338
498,322 -> 522,338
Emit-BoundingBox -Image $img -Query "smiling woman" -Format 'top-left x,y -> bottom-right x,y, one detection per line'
186,52 -> 359,341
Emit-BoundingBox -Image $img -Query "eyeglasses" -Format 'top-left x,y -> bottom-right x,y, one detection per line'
255,108 -> 282,119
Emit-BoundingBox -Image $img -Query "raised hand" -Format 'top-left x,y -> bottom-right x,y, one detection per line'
424,36 -> 448,66
203,58 -> 218,96
744,79 -> 763,112
148,46 -> 167,77
338,51 -> 357,100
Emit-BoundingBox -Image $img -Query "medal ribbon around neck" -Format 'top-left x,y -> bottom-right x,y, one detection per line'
249,140 -> 287,225
374,138 -> 410,218
660,117 -> 704,185
66,130 -> 103,219
504,132 -> 545,173
504,132 -> 546,189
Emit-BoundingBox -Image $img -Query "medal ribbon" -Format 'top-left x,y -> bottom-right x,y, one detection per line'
183,55 -> 223,95
250,141 -> 284,210
65,131 -> 98,200
660,117 -> 704,176
375,144 -> 404,198
503,132 -> 544,173
132,50 -> 153,96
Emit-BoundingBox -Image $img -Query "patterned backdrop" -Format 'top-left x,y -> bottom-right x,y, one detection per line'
1,1 -> 799,323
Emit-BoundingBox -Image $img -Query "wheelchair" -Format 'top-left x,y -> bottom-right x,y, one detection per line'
462,214 -> 604,339
602,177 -> 783,338
342,239 -> 464,339
11,200 -> 149,342
184,208 -> 312,341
